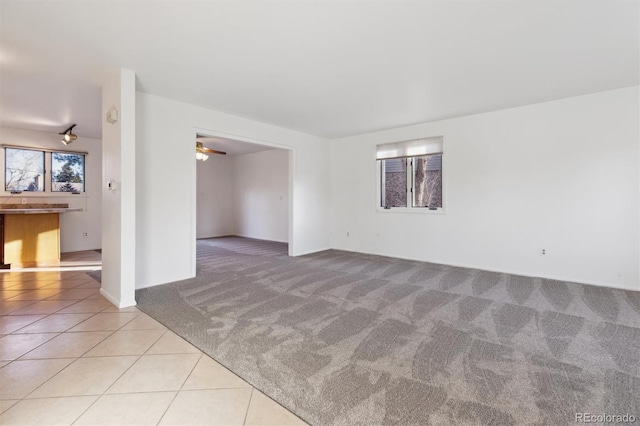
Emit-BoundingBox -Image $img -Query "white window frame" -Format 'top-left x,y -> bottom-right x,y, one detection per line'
375,138 -> 445,214
2,144 -> 89,198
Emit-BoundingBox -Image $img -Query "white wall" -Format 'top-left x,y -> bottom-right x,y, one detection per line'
101,68 -> 136,307
233,149 -> 289,242
330,87 -> 640,290
196,154 -> 234,238
0,126 -> 102,252
136,92 -> 329,289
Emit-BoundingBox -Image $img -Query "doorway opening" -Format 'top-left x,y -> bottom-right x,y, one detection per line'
194,132 -> 293,271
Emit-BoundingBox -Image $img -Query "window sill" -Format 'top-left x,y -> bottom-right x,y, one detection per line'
376,207 -> 445,215
2,193 -> 89,198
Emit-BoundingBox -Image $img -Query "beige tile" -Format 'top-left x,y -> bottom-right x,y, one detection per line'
0,315 -> 44,334
102,306 -> 142,314
0,400 -> 17,415
0,358 -> 73,399
0,333 -> 58,361
121,314 -> 166,330
16,313 -> 94,333
1,290 -> 28,300
40,281 -> 87,290
56,298 -> 112,314
8,299 -> 77,315
22,331 -> 112,359
146,332 -> 200,355
245,390 -> 307,426
28,356 -> 138,398
84,329 -> 165,357
86,292 -> 106,299
101,305 -> 141,313
0,300 -> 37,315
4,288 -> 62,301
0,273 -> 29,283
107,353 -> 201,394
182,355 -> 250,390
159,388 -> 252,426
76,281 -> 101,289
45,288 -> 99,300
0,396 -> 97,425
68,313 -> 138,331
3,280 -> 56,290
74,392 -> 176,426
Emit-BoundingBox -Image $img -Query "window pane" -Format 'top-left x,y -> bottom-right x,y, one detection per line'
52,152 -> 85,192
412,154 -> 442,208
380,158 -> 407,207
5,148 -> 45,191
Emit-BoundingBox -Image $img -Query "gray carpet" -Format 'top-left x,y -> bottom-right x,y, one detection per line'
136,237 -> 640,425
87,270 -> 101,282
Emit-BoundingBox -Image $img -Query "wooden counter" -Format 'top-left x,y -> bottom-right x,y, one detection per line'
0,204 -> 83,268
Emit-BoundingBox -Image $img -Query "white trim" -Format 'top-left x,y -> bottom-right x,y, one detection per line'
231,233 -> 288,244
376,154 -> 446,214
196,234 -> 235,239
190,128 -> 198,278
330,246 -> 639,292
100,287 -> 137,308
290,246 -> 331,257
191,127 -> 295,151
375,207 -> 445,215
190,126 -> 296,269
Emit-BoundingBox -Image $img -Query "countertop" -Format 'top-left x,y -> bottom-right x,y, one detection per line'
0,208 -> 83,214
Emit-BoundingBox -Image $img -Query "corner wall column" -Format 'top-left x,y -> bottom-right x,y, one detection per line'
101,68 -> 136,307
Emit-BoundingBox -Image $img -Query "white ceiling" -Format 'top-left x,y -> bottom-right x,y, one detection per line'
0,0 -> 637,140
196,135 -> 275,156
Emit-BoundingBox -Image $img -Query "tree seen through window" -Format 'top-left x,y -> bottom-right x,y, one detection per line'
52,152 -> 85,192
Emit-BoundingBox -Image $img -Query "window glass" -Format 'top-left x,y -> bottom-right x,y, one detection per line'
412,154 -> 442,208
5,148 -> 45,191
381,158 -> 407,207
52,152 -> 85,192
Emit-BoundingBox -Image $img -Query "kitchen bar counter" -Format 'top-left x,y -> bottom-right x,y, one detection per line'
0,204 -> 82,268
0,208 -> 83,214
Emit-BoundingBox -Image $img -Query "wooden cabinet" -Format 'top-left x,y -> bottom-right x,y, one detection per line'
3,213 -> 60,267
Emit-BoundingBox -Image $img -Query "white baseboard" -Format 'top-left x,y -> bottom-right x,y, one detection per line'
100,287 -> 137,308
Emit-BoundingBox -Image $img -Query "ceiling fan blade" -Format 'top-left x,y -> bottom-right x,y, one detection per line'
201,147 -> 227,155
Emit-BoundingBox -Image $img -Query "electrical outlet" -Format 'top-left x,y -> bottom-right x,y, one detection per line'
540,248 -> 546,256
346,231 -> 350,237
83,232 -> 88,238
21,198 -> 27,204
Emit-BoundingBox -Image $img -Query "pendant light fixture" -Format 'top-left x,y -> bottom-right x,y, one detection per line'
59,124 -> 78,145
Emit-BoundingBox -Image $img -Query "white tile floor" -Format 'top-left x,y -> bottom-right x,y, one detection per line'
0,270 -> 307,425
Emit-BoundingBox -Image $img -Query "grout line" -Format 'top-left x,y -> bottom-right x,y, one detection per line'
90,354 -> 144,396
156,352 -> 203,425
242,387 -> 255,426
5,332 -> 62,362
155,390 -> 180,426
70,395 -> 101,425
178,353 -> 203,391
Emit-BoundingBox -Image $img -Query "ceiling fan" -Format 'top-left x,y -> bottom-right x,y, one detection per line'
196,141 -> 226,161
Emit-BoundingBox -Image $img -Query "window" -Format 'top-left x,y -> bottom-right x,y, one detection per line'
5,148 -> 45,192
52,152 -> 85,192
3,146 -> 88,194
377,137 -> 443,210
412,154 -> 442,208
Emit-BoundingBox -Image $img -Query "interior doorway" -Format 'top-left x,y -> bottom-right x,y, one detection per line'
194,132 -> 293,262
